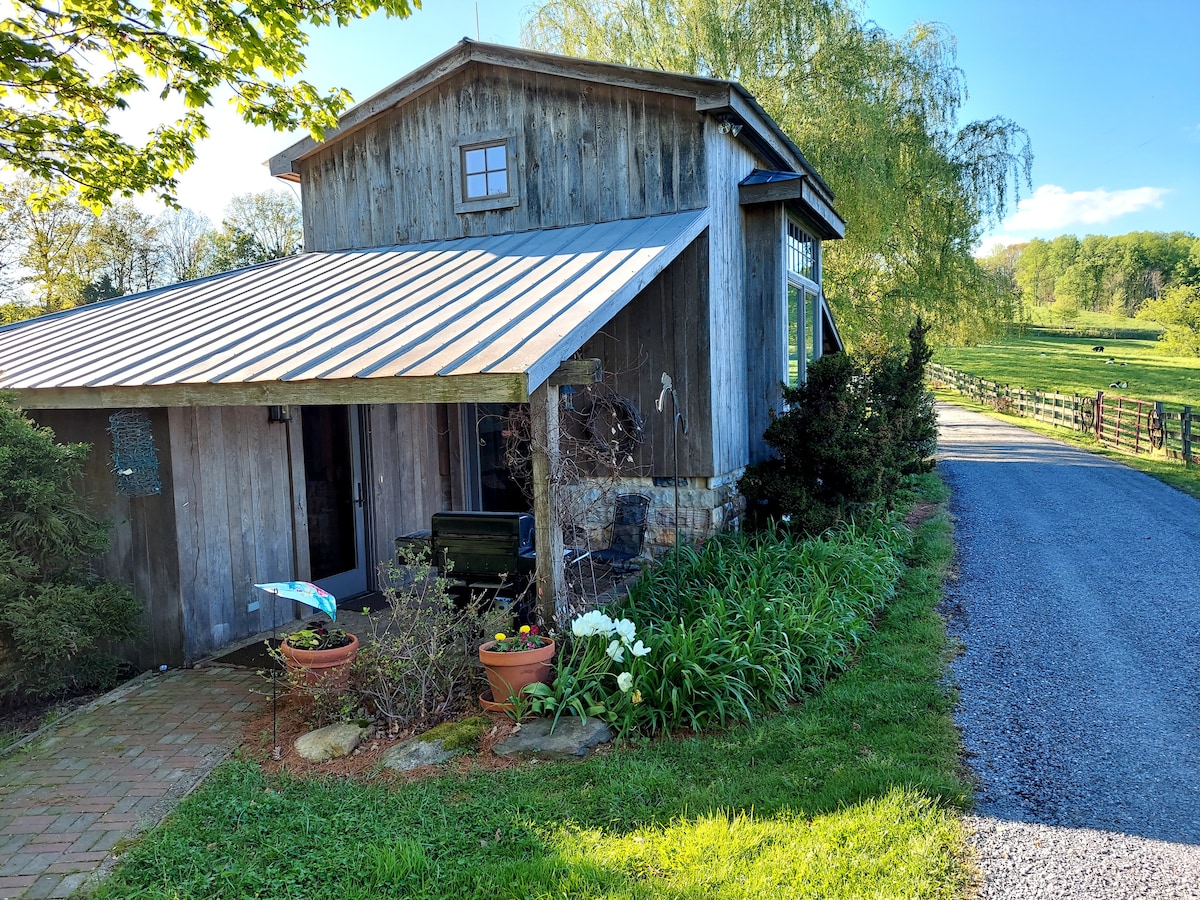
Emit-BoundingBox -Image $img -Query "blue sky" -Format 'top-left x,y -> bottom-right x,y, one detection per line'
165,0 -> 1199,250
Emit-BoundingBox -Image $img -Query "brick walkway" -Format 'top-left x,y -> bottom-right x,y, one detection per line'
0,668 -> 265,900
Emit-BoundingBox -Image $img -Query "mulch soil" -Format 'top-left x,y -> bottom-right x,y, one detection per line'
239,692 -> 535,782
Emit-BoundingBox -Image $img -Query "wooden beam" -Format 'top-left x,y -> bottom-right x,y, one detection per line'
546,358 -> 603,387
14,373 -> 529,411
529,381 -> 566,629
739,177 -> 805,206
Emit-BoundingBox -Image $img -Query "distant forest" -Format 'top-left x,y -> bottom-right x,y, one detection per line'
0,182 -> 302,325
980,231 -> 1200,320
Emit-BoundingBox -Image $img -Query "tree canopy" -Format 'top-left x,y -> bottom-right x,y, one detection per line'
0,184 -> 301,319
0,0 -> 419,208
523,0 -> 1032,346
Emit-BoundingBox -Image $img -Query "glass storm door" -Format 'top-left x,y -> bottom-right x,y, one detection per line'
301,405 -> 368,600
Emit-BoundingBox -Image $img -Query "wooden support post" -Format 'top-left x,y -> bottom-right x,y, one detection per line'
1096,391 -> 1104,441
1183,405 -> 1193,467
529,381 -> 566,630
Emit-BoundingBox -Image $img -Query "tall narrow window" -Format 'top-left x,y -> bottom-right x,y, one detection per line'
463,142 -> 509,199
784,217 -> 820,386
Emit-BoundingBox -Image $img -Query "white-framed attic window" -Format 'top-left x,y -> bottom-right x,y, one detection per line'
452,130 -> 520,214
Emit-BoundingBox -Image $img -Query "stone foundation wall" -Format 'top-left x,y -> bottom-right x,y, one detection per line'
559,469 -> 746,560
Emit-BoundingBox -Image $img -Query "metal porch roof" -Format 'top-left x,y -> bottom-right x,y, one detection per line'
0,211 -> 708,409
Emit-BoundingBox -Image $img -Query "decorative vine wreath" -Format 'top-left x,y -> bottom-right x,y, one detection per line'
587,393 -> 645,455
1078,396 -> 1096,431
1148,408 -> 1165,450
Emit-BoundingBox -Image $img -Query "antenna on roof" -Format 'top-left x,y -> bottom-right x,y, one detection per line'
475,2 -> 480,40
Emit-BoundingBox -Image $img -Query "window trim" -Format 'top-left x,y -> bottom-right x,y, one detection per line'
452,130 -> 520,214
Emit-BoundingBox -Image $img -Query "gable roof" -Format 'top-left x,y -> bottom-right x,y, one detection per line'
268,39 -> 835,203
0,211 -> 708,410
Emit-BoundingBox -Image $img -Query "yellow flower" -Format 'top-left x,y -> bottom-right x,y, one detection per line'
495,633 -> 506,642
631,690 -> 642,705
519,625 -> 531,634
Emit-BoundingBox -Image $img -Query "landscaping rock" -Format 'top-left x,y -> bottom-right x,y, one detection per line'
381,736 -> 464,771
294,722 -> 367,762
494,717 -> 612,759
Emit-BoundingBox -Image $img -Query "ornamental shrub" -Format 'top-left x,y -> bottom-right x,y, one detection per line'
739,319 -> 937,533
739,351 -> 889,533
0,396 -> 143,700
351,547 -> 508,729
864,317 -> 938,479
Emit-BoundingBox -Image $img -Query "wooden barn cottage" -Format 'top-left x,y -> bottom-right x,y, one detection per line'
0,40 -> 844,667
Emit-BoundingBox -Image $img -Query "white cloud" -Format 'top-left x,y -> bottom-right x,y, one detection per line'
1003,184 -> 1168,232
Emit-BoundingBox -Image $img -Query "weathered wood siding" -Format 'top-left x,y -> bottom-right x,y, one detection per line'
364,403 -> 447,575
300,64 -> 708,251
29,408 -> 184,668
705,126 -> 762,476
578,233 -> 712,476
168,406 -> 301,662
743,204 -> 786,464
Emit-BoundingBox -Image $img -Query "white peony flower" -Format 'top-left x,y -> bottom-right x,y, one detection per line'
572,610 -> 611,637
617,672 -> 633,692
605,639 -> 625,663
629,639 -> 651,657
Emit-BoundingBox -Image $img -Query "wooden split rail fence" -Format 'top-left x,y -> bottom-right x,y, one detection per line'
928,362 -> 1196,466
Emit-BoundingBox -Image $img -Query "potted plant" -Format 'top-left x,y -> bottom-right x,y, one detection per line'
279,619 -> 359,690
478,625 -> 555,711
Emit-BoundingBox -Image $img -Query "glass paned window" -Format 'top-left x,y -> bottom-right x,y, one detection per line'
787,284 -> 802,386
463,142 -> 509,199
786,220 -> 816,282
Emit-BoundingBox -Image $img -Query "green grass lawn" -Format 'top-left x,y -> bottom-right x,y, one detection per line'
1019,307 -> 1165,338
89,477 -> 972,900
935,329 -> 1200,407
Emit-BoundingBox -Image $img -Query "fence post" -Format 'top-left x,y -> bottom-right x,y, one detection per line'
1184,405 -> 1193,467
1096,391 -> 1104,441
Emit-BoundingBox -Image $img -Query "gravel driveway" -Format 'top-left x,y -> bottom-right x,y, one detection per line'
936,402 -> 1200,899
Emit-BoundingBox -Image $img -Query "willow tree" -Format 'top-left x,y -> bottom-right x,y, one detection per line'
522,0 -> 1031,347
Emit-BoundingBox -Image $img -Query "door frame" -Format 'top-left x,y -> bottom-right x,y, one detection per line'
301,404 -> 370,602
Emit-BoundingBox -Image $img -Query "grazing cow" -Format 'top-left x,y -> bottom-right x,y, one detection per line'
1092,345 -> 1105,352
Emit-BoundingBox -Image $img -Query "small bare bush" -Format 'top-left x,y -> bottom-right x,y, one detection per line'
351,548 -> 508,730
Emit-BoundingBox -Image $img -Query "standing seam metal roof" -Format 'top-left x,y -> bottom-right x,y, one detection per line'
0,211 -> 709,400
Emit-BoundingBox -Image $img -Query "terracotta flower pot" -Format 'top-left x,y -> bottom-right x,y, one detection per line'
280,632 -> 359,690
479,638 -> 556,709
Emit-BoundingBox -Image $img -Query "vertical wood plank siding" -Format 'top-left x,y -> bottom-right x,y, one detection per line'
300,65 -> 709,251
168,406 -> 301,662
743,204 -> 785,464
29,409 -> 184,668
579,235 -> 712,475
364,403 -> 447,574
705,125 -> 758,475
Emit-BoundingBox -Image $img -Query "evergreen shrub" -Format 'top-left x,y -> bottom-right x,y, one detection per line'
739,318 -> 937,533
0,396 -> 142,699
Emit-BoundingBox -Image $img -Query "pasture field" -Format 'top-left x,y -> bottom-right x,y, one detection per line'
935,328 -> 1200,408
